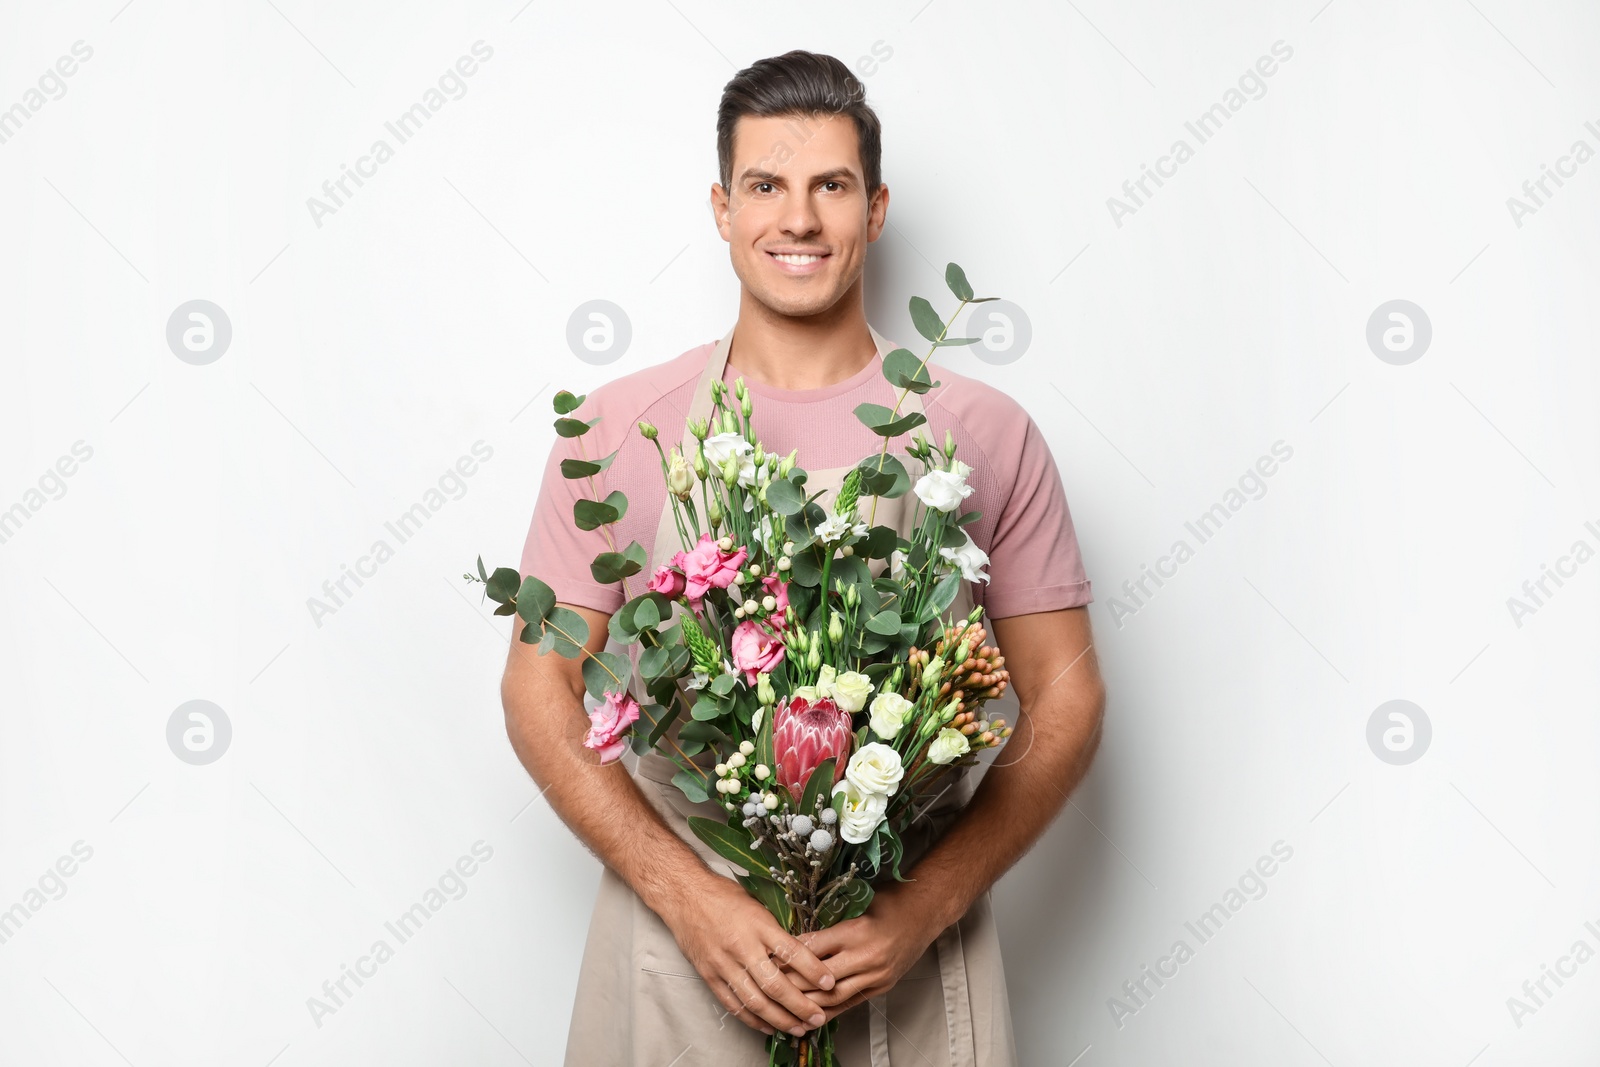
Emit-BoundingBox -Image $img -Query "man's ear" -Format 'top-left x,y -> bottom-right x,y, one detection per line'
866,182 -> 889,242
710,183 -> 732,241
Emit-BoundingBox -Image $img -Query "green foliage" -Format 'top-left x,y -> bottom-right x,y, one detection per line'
688,815 -> 774,879
552,390 -> 586,414
854,402 -> 927,439
555,415 -> 600,438
514,575 -> 555,623
673,768 -> 710,804
908,296 -> 944,343
764,477 -> 806,516
738,874 -> 792,926
561,450 -> 616,479
590,540 -> 647,584
945,262 -> 974,302
580,652 -> 632,702
798,757 -> 837,817
855,455 -> 909,499
882,349 -> 938,394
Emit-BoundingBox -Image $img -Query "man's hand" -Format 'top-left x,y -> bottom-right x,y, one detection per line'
663,875 -> 840,1038
783,883 -> 944,1023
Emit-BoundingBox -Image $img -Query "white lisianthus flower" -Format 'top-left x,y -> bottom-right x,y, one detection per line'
751,706 -> 764,734
928,727 -> 971,765
814,512 -> 868,543
703,431 -> 752,468
913,460 -> 975,513
844,742 -> 905,797
888,548 -> 908,581
831,778 -> 889,844
831,671 -> 874,713
790,685 -> 822,703
939,531 -> 992,585
869,692 -> 914,740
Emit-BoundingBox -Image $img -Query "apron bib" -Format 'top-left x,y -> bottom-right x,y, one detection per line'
562,324 -> 1019,1066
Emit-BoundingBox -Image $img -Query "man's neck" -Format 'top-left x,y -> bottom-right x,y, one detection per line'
726,293 -> 877,392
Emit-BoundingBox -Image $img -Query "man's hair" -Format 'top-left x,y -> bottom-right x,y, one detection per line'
716,50 -> 882,198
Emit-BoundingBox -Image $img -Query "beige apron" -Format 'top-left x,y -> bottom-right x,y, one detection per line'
562,324 -> 1019,1066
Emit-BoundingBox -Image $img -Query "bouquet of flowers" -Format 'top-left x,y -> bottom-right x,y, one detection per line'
472,264 -> 1014,1066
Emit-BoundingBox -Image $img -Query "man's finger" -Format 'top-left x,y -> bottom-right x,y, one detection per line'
711,979 -> 774,1036
745,950 -> 828,1034
796,920 -> 860,961
726,963 -> 812,1037
767,933 -> 837,993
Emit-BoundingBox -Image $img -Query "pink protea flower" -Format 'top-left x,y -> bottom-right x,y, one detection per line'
646,564 -> 686,599
772,694 -> 852,798
730,619 -> 785,684
676,533 -> 749,608
584,690 -> 640,764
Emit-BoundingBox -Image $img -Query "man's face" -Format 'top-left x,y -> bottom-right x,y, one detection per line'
712,112 -> 888,319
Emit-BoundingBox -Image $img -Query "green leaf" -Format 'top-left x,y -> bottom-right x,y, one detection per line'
925,571 -> 961,619
858,525 -> 900,558
677,719 -> 728,747
590,548 -> 645,584
797,757 -> 837,816
492,602 -> 517,617
580,652 -> 632,702
544,606 -> 590,654
955,510 -> 983,527
554,415 -> 600,438
688,816 -> 771,877
856,455 -> 910,498
710,673 -> 738,696
638,700 -> 678,747
633,596 -> 661,630
486,567 -> 522,605
476,556 -> 488,582
514,575 -> 555,623
881,822 -> 909,882
934,335 -> 980,347
789,550 -> 822,588
939,524 -> 969,549
865,609 -> 902,636
882,349 -> 938,394
855,402 -> 927,439
573,498 -> 620,530
552,390 -> 586,414
604,490 -> 629,522
838,877 -> 874,920
738,875 -> 793,926
691,692 -> 723,721
561,449 -> 617,479
673,768 -> 710,804
909,296 -> 944,343
945,262 -> 974,302
764,478 -> 806,516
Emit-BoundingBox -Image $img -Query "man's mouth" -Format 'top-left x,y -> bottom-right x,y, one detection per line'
767,251 -> 829,274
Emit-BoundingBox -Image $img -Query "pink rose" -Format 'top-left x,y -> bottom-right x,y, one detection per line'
761,574 -> 791,628
678,533 -> 748,607
772,694 -> 852,798
584,690 -> 640,764
730,619 -> 786,685
647,565 -> 686,599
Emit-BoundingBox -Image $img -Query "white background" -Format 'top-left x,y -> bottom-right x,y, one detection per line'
2,0 -> 1597,1064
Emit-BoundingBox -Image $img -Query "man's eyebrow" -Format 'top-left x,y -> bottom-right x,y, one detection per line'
738,167 -> 858,184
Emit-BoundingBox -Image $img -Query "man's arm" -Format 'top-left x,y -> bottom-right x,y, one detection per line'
792,605 -> 1106,1016
500,603 -> 837,1037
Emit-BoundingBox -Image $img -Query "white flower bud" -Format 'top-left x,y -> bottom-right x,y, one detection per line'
738,740 -> 755,755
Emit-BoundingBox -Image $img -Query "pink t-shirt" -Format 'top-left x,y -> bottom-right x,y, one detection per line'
518,336 -> 1093,620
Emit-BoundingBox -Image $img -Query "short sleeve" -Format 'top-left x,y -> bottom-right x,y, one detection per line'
518,432 -> 626,616
980,414 -> 1093,619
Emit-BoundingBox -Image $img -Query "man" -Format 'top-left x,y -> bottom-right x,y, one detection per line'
503,50 -> 1105,1064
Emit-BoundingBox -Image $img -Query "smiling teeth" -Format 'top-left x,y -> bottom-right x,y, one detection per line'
773,253 -> 822,264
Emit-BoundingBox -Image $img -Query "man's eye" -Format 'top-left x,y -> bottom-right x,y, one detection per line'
755,183 -> 775,194
822,181 -> 842,191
